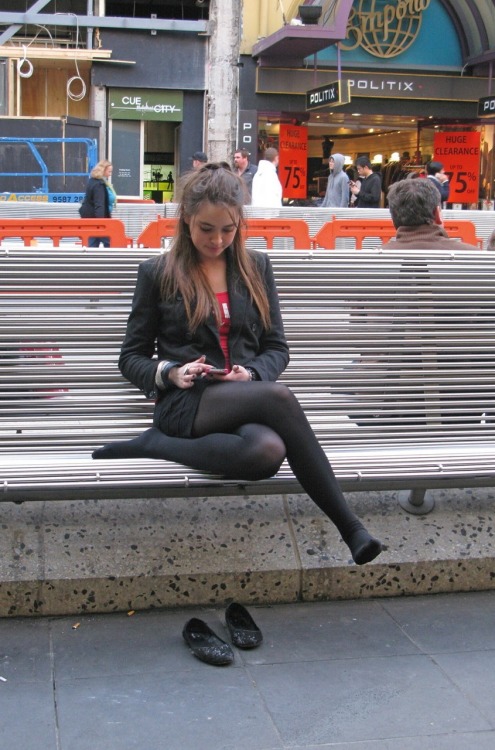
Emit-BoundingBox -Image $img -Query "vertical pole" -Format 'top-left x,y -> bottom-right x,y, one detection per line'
207,0 -> 242,163
16,66 -> 21,117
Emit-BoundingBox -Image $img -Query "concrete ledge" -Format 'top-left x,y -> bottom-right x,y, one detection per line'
1,488 -> 495,616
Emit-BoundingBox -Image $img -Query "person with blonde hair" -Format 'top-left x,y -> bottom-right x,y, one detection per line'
79,159 -> 116,247
93,163 -> 382,565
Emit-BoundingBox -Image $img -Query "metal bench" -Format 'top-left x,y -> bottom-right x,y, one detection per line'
1,247 -> 495,515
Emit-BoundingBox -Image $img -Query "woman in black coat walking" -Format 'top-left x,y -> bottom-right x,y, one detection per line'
79,159 -> 116,247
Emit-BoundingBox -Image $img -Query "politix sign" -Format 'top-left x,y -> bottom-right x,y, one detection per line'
478,96 -> 495,117
306,81 -> 351,110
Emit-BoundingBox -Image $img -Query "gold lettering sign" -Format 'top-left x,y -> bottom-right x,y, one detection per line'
340,0 -> 432,59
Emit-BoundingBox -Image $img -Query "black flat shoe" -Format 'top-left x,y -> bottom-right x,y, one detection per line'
225,603 -> 263,649
182,618 -> 234,666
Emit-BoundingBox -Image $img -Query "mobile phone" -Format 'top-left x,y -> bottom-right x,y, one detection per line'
208,368 -> 227,375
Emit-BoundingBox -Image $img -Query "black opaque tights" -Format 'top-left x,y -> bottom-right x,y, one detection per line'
93,382 -> 382,564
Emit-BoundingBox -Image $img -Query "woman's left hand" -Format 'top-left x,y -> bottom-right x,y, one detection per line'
225,364 -> 252,382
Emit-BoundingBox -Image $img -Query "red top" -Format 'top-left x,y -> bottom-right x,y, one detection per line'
216,291 -> 231,370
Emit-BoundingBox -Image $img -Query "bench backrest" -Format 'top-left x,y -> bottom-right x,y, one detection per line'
1,248 -> 495,454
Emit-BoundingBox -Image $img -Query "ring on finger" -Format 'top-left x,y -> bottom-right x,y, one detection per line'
184,365 -> 190,376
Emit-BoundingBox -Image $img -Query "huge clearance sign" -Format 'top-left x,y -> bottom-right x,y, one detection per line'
278,124 -> 308,200
433,131 -> 480,204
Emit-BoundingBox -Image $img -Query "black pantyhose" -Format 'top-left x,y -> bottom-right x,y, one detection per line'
193,382 -> 382,564
93,382 -> 382,564
93,423 -> 285,481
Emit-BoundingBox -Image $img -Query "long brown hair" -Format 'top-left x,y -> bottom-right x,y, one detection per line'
159,164 -> 271,331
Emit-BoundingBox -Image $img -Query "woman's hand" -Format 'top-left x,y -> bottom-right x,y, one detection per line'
169,359 -> 253,388
224,364 -> 252,382
168,355 -> 208,389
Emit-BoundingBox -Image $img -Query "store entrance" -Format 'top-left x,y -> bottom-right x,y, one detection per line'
257,111 -> 437,200
143,120 -> 177,203
306,112 -> 436,201
257,109 -> 492,208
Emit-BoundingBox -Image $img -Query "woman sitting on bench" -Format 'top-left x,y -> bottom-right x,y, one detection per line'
93,164 -> 382,565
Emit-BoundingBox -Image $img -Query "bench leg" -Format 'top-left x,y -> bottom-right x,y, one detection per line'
398,488 -> 435,515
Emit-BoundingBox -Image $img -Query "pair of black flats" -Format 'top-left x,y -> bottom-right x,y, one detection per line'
182,602 -> 262,666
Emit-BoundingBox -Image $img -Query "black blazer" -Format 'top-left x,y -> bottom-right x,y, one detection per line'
119,248 -> 290,399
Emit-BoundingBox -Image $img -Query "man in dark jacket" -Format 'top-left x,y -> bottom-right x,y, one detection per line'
426,160 -> 450,204
233,148 -> 257,203
350,156 -> 382,208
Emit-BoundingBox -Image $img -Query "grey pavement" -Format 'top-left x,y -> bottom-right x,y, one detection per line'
2,590 -> 495,749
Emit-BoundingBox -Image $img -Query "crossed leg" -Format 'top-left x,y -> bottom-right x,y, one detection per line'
93,382 -> 382,564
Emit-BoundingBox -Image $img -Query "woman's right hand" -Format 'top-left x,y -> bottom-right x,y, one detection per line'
168,355 -> 207,389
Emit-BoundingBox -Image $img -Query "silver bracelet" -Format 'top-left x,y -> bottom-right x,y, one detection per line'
155,362 -> 167,389
155,360 -> 179,389
245,367 -> 258,381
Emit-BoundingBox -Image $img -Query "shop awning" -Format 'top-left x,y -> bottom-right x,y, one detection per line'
252,0 -> 353,67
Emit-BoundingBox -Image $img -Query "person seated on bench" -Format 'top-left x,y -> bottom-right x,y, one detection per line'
93,164 -> 382,565
382,178 -> 478,250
